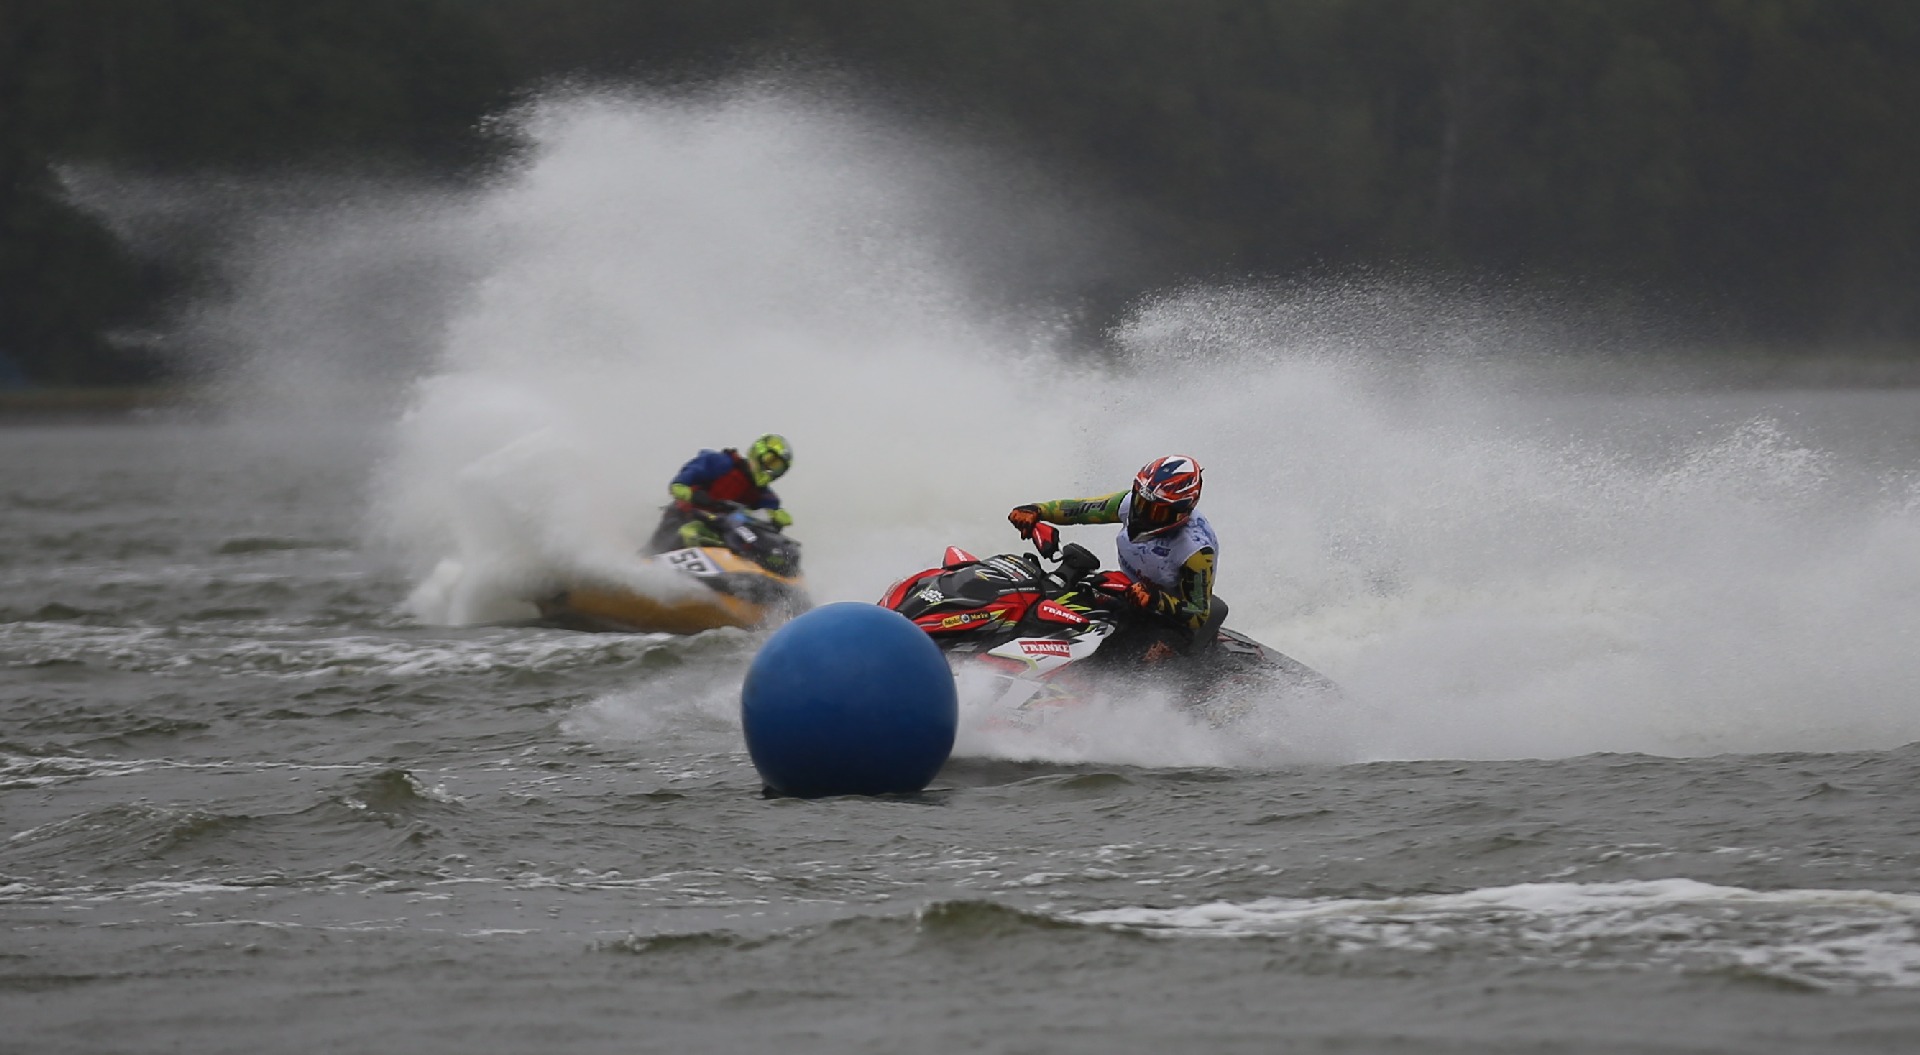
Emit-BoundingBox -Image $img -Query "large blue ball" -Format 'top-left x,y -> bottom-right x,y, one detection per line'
741,602 -> 958,798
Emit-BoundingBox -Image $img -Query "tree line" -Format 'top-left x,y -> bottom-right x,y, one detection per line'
4,0 -> 1916,385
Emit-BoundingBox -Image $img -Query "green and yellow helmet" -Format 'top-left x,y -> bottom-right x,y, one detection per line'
746,433 -> 792,487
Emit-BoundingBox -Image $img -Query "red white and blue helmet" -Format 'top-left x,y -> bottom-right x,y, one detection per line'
1128,455 -> 1202,539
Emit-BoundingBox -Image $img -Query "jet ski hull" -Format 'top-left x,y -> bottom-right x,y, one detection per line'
537,546 -> 809,635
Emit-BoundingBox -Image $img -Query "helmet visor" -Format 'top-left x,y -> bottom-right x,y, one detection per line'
1131,486 -> 1190,534
756,448 -> 789,480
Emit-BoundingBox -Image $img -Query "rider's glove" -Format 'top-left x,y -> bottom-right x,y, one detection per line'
1125,580 -> 1164,613
767,507 -> 793,527
1007,504 -> 1042,539
1031,522 -> 1060,559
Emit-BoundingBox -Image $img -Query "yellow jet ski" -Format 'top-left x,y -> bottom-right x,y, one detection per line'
536,511 -> 808,634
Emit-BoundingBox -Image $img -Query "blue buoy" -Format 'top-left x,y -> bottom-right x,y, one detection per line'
741,602 -> 958,798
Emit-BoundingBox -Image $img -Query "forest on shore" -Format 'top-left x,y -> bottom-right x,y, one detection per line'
4,0 -> 1917,386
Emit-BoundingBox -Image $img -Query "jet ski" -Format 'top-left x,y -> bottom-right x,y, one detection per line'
877,527 -> 1336,729
536,509 -> 809,634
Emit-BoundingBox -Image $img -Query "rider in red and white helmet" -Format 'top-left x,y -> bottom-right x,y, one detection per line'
1006,455 -> 1224,657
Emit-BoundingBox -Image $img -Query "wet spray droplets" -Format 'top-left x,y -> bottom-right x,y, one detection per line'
100,83 -> 1920,766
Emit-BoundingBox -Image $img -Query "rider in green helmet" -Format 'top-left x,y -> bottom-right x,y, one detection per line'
645,434 -> 794,553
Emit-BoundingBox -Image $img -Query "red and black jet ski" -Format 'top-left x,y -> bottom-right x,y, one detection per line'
877,527 -> 1336,729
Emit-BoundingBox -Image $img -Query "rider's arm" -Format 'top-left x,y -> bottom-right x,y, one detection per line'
1139,547 -> 1216,629
1030,491 -> 1127,526
752,489 -> 793,526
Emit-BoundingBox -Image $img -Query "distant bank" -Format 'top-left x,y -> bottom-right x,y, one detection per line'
4,350 -> 1919,425
0,386 -> 208,423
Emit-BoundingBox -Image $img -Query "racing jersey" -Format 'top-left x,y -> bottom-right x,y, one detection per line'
668,448 -> 783,513
1025,491 -> 1218,629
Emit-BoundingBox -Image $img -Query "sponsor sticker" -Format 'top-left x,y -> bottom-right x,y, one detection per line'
1018,638 -> 1072,657
986,557 -> 1032,579
1036,600 -> 1089,625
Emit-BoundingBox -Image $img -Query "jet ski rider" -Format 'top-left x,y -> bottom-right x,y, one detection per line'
1006,454 -> 1225,662
645,433 -> 793,554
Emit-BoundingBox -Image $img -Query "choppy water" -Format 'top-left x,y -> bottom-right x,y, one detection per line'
6,409 -> 1920,1054
14,84 -> 1920,1052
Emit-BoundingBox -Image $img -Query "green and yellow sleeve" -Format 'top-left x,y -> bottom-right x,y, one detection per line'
1030,491 -> 1127,526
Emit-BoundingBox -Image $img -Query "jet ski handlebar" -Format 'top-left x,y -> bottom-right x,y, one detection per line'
690,502 -> 788,534
1024,522 -> 1102,586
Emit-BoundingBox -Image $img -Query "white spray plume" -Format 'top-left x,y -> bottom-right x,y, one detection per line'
117,83 -> 1920,765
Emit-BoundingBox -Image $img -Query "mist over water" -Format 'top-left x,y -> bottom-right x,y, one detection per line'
135,84 -> 1920,765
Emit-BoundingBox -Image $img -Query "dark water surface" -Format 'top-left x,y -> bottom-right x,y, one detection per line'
7,419 -> 1920,1054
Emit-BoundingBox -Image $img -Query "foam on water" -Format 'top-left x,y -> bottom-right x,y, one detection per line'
118,82 -> 1920,766
0,620 -> 676,679
1070,878 -> 1920,991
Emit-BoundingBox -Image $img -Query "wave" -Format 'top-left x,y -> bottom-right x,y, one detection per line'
0,620 -> 703,680
1070,877 -> 1920,991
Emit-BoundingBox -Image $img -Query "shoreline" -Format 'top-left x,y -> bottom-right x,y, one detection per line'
0,386 -> 211,423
